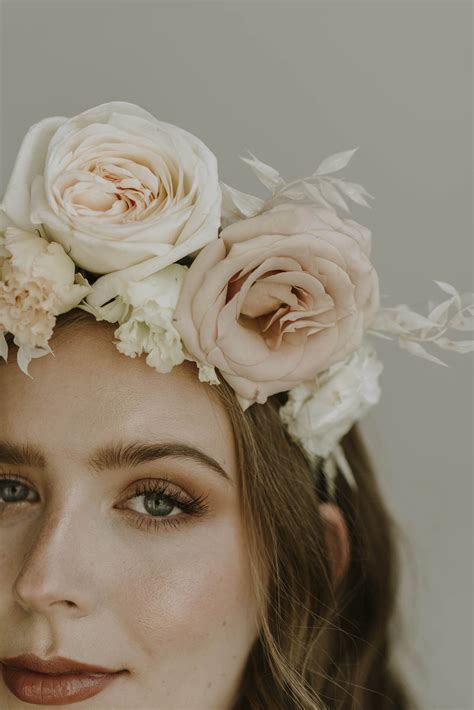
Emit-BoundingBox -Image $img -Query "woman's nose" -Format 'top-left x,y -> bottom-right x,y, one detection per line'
12,506 -> 99,618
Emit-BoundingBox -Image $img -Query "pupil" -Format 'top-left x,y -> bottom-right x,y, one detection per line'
1,483 -> 29,502
144,492 -> 174,517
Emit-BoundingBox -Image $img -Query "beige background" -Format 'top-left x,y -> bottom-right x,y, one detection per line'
0,1 -> 472,707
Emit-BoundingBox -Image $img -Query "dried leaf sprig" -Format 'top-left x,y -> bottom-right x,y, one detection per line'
220,147 -> 373,227
367,281 -> 474,366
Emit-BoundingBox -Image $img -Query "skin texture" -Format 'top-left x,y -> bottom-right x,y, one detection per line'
0,323 -> 260,709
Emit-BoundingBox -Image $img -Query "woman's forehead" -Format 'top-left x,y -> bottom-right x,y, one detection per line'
0,324 -> 237,478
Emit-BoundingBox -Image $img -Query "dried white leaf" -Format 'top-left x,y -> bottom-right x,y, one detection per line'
318,180 -> 350,212
301,181 -> 334,210
426,297 -> 455,328
449,311 -> 474,331
449,296 -> 474,331
369,311 -> 408,336
370,305 -> 435,335
239,150 -> 286,193
394,305 -> 436,331
334,178 -> 374,199
435,337 -> 474,354
314,147 -> 359,176
333,444 -> 357,490
332,179 -> 373,207
398,338 -> 449,366
279,184 -> 306,200
219,181 -> 264,219
365,329 -> 395,342
433,280 -> 461,308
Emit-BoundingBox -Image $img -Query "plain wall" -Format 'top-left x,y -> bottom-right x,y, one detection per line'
0,1 -> 472,708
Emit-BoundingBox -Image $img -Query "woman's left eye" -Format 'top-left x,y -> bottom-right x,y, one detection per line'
0,477 -> 38,505
126,490 -> 181,519
120,480 -> 210,532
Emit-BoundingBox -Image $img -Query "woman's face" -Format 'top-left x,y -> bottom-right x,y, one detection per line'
0,322 -> 259,709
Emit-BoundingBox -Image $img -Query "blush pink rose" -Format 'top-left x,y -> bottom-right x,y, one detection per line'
173,204 -> 380,409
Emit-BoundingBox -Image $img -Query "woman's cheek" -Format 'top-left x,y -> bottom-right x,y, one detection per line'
116,517 -> 256,658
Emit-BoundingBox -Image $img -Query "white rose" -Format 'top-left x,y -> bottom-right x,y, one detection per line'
0,227 -> 91,373
279,340 -> 383,460
0,102 -> 221,307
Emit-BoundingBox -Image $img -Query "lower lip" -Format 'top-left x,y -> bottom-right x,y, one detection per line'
1,664 -> 125,705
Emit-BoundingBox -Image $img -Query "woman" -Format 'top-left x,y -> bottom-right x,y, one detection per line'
0,308 -> 415,709
1,101 -> 469,708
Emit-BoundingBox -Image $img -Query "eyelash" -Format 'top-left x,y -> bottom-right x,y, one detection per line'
0,473 -> 210,533
119,479 -> 210,532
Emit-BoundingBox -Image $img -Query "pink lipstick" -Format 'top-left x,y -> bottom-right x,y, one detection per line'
0,654 -> 128,705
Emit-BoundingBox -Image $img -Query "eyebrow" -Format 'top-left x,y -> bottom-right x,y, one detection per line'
0,440 -> 231,484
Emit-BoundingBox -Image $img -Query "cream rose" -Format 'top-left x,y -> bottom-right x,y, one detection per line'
0,101 -> 221,307
173,204 -> 380,409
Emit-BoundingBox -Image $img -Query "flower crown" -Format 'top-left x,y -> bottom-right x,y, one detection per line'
1,102 -> 472,496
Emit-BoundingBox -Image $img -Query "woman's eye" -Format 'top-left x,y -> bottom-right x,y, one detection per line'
120,481 -> 210,532
126,490 -> 182,519
0,479 -> 38,504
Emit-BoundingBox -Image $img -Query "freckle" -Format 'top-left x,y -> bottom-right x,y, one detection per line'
222,620 -> 227,626
207,681 -> 212,689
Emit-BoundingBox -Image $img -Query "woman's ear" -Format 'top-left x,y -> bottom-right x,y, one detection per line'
318,502 -> 350,586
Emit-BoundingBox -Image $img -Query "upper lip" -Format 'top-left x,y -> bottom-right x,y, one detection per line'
0,654 -> 124,675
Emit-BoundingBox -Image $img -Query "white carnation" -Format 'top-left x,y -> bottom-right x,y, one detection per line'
279,340 -> 383,460
79,264 -> 187,374
0,227 -> 91,374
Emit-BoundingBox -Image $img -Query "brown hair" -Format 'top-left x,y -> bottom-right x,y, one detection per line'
4,309 -> 419,709
215,380 -> 419,709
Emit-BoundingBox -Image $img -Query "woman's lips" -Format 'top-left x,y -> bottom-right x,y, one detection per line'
1,664 -> 127,705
